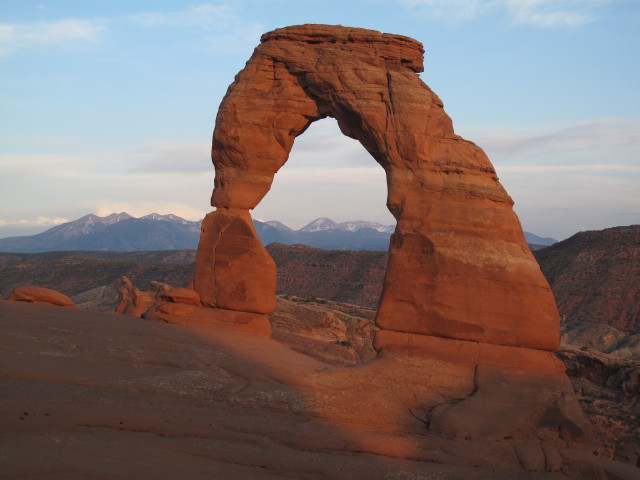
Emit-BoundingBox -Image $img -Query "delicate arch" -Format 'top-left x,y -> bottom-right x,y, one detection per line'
195,24 -> 560,351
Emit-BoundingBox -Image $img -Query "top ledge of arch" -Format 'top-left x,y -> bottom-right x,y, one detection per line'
260,24 -> 425,73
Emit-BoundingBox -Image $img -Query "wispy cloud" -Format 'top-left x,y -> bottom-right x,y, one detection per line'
130,4 -> 234,27
400,0 -> 612,26
0,216 -> 68,227
466,117 -> 640,164
0,4 -> 263,57
499,163 -> 640,173
0,19 -> 105,56
129,3 -> 264,53
127,141 -> 211,173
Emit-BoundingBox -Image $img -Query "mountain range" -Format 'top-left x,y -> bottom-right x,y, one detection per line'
0,212 -> 556,253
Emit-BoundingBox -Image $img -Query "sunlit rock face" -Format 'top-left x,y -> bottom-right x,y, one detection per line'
198,24 -> 559,351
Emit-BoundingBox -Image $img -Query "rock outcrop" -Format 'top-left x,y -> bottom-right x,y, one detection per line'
201,24 -> 559,350
115,276 -> 170,317
159,287 -> 201,306
116,274 -> 272,337
269,296 -> 377,366
7,286 -> 74,307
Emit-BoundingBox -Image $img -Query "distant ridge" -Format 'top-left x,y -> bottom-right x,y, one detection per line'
0,213 -> 554,252
0,213 -> 201,253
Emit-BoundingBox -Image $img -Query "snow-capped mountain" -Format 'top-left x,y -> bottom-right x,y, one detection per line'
0,213 -> 201,252
254,217 -> 393,251
142,213 -> 198,226
336,220 -> 394,233
299,217 -> 394,234
265,220 -> 294,232
0,213 -> 555,253
299,217 -> 340,232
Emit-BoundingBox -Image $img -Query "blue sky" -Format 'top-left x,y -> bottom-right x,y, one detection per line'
1,0 -> 638,240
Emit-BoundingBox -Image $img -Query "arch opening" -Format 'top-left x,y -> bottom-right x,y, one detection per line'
250,117 -> 394,335
253,117 -> 395,233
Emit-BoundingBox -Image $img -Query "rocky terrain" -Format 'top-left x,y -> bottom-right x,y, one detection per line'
4,223 -> 639,469
267,243 -> 386,309
0,250 -> 197,312
556,346 -> 639,466
0,244 -> 388,312
534,225 -> 640,359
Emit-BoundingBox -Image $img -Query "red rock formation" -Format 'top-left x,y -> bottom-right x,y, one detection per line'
204,24 -> 559,351
115,276 -> 169,316
269,296 -> 377,366
7,286 -> 74,307
194,209 -> 275,314
192,24 -> 591,455
556,345 -> 640,463
143,302 -> 271,337
5,301 -> 638,479
159,287 -> 201,306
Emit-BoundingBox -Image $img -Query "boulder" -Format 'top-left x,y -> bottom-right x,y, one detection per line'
7,286 -> 74,307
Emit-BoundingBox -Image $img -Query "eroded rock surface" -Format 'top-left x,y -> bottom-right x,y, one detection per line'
115,276 -> 170,316
269,296 -> 377,366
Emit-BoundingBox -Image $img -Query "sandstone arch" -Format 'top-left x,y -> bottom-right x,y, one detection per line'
195,24 -> 559,352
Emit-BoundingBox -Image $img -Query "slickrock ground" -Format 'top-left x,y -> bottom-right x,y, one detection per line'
4,300 -> 638,479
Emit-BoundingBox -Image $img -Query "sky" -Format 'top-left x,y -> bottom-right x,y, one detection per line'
1,0 -> 638,240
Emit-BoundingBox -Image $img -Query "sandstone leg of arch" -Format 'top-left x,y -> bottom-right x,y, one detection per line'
207,24 -> 559,351
194,208 -> 276,314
